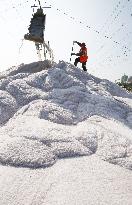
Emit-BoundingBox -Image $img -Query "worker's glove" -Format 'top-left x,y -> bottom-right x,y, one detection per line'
71,53 -> 76,56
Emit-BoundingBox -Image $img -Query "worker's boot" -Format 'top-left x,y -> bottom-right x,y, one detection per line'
82,64 -> 87,71
74,61 -> 78,67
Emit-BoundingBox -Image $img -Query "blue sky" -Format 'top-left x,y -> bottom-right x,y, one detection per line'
0,0 -> 131,82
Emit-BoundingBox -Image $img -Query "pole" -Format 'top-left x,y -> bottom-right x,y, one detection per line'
70,41 -> 74,62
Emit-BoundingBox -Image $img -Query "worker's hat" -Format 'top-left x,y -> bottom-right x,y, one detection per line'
81,42 -> 86,47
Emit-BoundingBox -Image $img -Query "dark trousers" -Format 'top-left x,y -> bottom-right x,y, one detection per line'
74,57 -> 87,71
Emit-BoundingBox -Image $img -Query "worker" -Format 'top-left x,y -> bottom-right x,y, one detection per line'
71,41 -> 88,71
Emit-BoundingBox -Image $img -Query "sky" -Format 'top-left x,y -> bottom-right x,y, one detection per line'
0,0 -> 132,82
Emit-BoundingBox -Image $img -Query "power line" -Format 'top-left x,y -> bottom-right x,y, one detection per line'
48,2 -> 131,53
0,0 -> 131,52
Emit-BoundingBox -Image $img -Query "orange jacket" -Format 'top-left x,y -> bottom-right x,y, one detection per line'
79,47 -> 88,63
